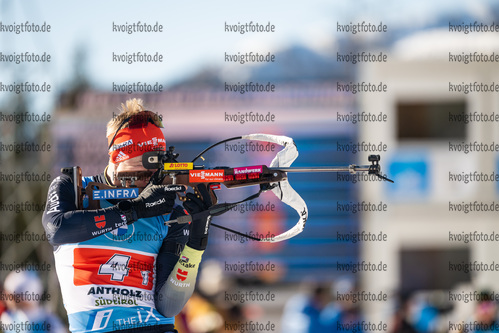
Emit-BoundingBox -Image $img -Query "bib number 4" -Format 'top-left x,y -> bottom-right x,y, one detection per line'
98,253 -> 151,286
98,254 -> 131,281
73,248 -> 154,289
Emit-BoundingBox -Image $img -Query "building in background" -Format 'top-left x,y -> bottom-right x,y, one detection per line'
359,29 -> 499,325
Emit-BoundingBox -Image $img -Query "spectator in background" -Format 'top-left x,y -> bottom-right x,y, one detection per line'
408,293 -> 439,333
449,291 -> 499,333
320,278 -> 364,333
472,293 -> 499,333
281,282 -> 330,332
1,270 -> 66,333
390,293 -> 419,333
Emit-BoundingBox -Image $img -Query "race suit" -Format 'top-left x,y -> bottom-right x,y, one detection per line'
42,173 -> 199,333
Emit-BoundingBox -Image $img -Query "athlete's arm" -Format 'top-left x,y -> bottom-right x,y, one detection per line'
42,175 -> 177,246
42,175 -> 129,246
155,185 -> 213,317
154,206 -> 194,317
155,245 -> 204,317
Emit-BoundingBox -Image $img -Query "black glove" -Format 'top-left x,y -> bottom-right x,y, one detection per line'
118,184 -> 185,223
183,184 -> 214,251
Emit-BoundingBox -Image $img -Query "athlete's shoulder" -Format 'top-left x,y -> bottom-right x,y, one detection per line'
48,173 -> 73,191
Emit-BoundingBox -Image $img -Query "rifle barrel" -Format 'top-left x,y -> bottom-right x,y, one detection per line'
270,165 -> 372,173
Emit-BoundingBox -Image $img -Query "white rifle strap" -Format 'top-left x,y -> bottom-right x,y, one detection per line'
242,134 -> 308,242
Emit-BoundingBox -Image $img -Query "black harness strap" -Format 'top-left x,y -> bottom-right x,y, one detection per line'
207,183 -> 278,242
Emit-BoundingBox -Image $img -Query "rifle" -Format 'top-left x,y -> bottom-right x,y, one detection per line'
63,134 -> 393,243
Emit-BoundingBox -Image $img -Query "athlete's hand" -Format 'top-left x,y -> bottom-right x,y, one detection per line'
119,184 -> 185,223
183,184 -> 213,251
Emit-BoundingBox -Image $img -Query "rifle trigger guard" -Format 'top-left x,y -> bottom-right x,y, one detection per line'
260,182 -> 278,192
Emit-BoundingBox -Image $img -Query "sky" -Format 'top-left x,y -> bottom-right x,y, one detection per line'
0,0 -> 495,114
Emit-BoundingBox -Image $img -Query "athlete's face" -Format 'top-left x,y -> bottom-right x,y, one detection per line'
108,155 -> 155,188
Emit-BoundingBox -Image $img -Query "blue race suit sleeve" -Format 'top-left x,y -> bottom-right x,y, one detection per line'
42,174 -> 128,246
155,206 -> 201,317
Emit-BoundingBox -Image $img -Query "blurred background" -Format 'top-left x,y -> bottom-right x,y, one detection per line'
2,0 -> 499,332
